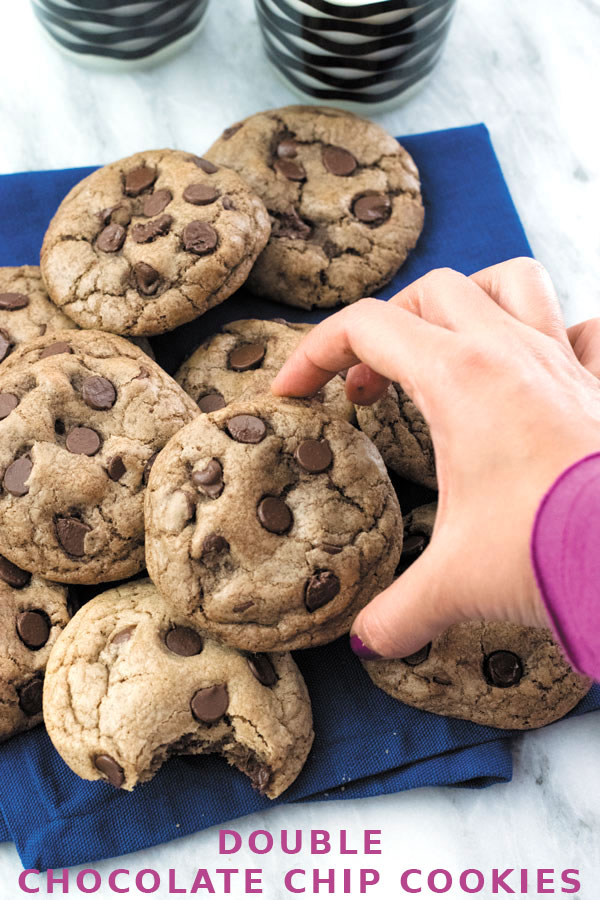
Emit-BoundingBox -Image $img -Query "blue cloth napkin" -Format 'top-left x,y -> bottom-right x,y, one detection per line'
0,124 -> 598,870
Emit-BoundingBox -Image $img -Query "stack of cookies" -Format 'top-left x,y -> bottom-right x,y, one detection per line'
0,105 -> 589,801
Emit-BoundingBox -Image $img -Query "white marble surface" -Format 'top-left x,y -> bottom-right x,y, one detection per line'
1,0 -> 599,896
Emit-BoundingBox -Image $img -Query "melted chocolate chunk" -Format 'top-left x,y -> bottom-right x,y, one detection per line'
304,571 -> 340,611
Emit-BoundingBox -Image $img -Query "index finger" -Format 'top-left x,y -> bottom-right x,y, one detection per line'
271,297 -> 455,404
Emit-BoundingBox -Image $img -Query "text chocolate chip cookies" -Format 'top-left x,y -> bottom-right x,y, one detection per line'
0,330 -> 197,583
205,106 -> 424,309
176,318 -> 354,422
0,555 -> 70,742
43,580 -> 313,798
144,396 -> 402,651
40,150 -> 271,336
363,504 -> 591,729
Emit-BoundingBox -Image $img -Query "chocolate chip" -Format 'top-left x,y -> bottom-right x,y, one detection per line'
402,534 -> 428,560
143,452 -> 157,484
165,626 -> 203,657
107,456 -> 126,481
274,158 -> 306,181
54,419 -> 65,435
112,626 -> 135,645
56,517 -> 91,557
190,684 -> 229,723
484,650 -> 524,688
192,459 -> 223,499
222,122 -> 243,140
277,139 -> 298,159
0,292 -> 29,310
202,533 -> 229,554
273,208 -> 312,240
134,262 -> 160,296
100,204 -> 131,227
131,214 -> 173,244
247,653 -> 277,687
94,753 -> 125,788
124,166 -> 157,196
18,676 -> 43,716
233,600 -> 254,613
16,610 -> 51,650
257,496 -> 292,534
183,183 -> 219,206
82,376 -> 117,410
40,341 -> 72,359
221,196 -> 235,210
143,189 -> 172,217
66,426 -> 101,456
402,644 -> 431,666
0,554 -> 31,588
304,570 -> 340,611
433,676 -> 453,686
0,330 -> 11,363
229,343 -> 265,372
227,414 -> 266,444
198,392 -> 226,413
182,221 -> 218,255
353,192 -> 392,225
3,457 -> 32,496
251,764 -> 271,793
190,156 -> 218,174
295,439 -> 332,473
321,543 -> 342,554
97,223 -> 126,253
0,393 -> 18,420
322,145 -> 357,176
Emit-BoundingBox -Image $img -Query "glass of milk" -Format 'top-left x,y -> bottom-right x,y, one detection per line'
31,0 -> 211,70
255,0 -> 458,112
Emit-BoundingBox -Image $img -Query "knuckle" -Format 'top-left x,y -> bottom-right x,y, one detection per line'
508,256 -> 549,281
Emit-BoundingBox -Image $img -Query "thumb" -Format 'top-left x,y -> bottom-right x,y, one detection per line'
350,548 -> 460,660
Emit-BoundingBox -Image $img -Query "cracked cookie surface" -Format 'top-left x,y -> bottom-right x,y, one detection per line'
0,555 -> 70,742
176,318 -> 354,422
145,395 -> 402,651
0,266 -> 77,364
204,105 -> 424,309
364,503 -> 591,729
0,330 -> 197,583
41,149 -> 271,336
43,579 -> 313,798
356,382 -> 436,488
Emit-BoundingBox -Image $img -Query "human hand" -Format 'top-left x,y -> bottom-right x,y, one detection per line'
271,258 -> 600,659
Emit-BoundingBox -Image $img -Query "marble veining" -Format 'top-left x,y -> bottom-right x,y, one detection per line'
0,0 -> 599,894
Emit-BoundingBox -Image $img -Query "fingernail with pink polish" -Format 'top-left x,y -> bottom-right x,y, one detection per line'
350,634 -> 381,660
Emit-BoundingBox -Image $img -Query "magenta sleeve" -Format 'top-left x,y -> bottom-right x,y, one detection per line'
531,452 -> 600,680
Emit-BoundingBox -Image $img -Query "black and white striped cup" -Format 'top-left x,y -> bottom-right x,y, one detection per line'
255,0 -> 458,110
32,0 -> 211,69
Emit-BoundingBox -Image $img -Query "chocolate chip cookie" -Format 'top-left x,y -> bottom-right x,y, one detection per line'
145,395 -> 402,651
0,266 -> 77,364
204,106 -> 424,309
176,318 -> 354,422
0,554 -> 70,742
41,150 -> 271,336
363,504 -> 591,729
44,580 -> 313,798
356,382 -> 436,489
0,330 -> 197,583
